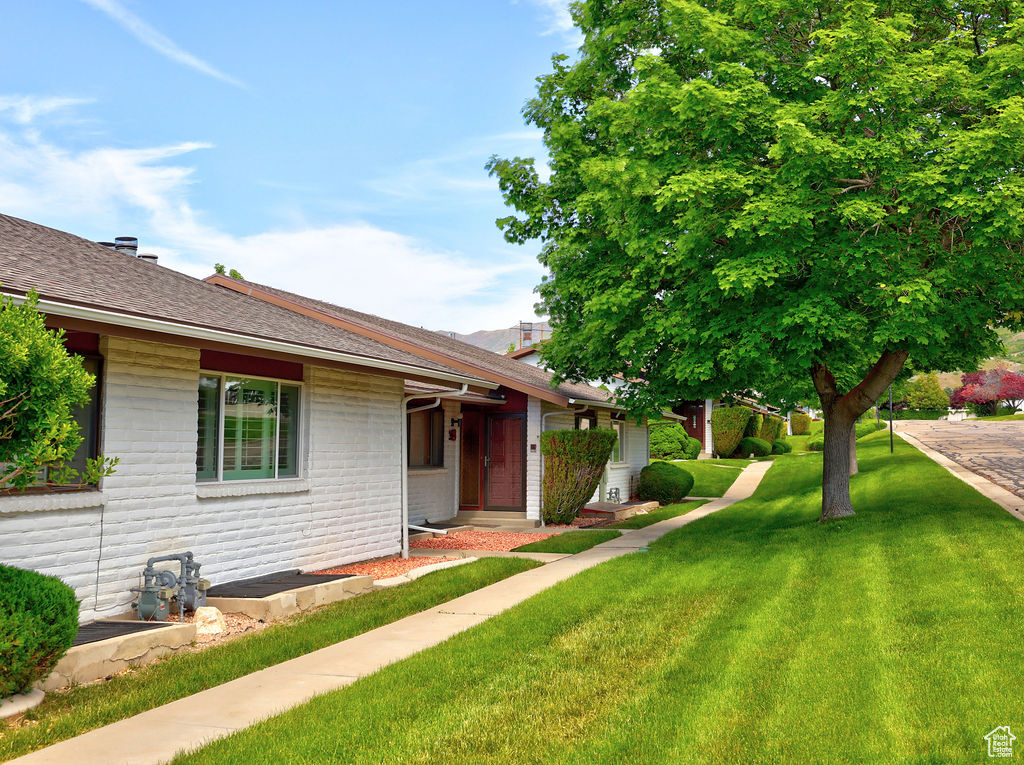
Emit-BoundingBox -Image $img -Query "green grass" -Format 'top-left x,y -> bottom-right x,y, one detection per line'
673,459 -> 745,496
512,529 -> 622,553
785,434 -> 810,451
177,432 -> 1024,764
0,558 -> 538,761
970,413 -> 1024,421
609,500 -> 707,529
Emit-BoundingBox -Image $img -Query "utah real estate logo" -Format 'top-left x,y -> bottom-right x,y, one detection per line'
985,726 -> 1016,758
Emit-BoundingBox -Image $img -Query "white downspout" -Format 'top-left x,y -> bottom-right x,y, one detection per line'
401,385 -> 467,559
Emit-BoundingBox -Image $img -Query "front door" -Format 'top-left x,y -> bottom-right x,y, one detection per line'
484,414 -> 525,510
677,401 -> 705,447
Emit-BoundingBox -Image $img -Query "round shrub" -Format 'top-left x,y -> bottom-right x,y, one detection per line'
0,565 -> 78,697
649,422 -> 690,460
540,428 -> 618,524
735,436 -> 772,458
790,412 -> 811,435
636,461 -> 695,505
806,433 -> 825,451
683,435 -> 702,460
711,405 -> 752,457
772,439 -> 793,454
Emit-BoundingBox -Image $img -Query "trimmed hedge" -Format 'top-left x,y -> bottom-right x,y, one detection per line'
649,424 -> 702,461
758,414 -> 784,444
790,412 -> 811,435
890,409 -> 947,420
744,413 -> 763,438
807,432 -> 824,451
540,429 -> 618,524
636,461 -> 695,505
807,422 -> 886,452
772,439 -> 793,454
736,436 -> 772,458
711,406 -> 752,457
0,565 -> 79,697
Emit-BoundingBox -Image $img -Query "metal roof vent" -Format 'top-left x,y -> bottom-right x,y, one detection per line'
114,236 -> 138,256
137,253 -> 159,264
97,241 -> 116,249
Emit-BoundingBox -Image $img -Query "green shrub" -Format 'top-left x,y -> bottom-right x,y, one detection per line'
807,432 -> 825,451
790,412 -> 811,435
0,565 -> 79,696
758,414 -> 783,444
772,439 -> 793,454
683,435 -> 702,460
636,461 -> 695,505
891,409 -> 947,420
855,421 -> 887,438
711,406 -> 752,457
736,436 -> 772,458
744,413 -> 763,438
649,423 -> 685,460
540,429 -> 618,524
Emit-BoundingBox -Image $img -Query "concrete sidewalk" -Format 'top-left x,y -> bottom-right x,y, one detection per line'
11,460 -> 774,765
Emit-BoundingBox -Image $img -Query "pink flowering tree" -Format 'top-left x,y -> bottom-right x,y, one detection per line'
950,370 -> 1024,416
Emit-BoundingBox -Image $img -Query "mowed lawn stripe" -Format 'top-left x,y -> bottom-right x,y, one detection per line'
176,433 -> 1024,764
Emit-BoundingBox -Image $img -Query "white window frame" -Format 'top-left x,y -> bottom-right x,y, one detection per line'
197,370 -> 305,483
611,420 -> 627,464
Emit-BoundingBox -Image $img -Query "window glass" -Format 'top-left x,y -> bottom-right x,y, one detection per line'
223,377 -> 277,480
278,384 -> 300,477
612,421 -> 625,462
196,375 -> 220,480
408,408 -> 444,467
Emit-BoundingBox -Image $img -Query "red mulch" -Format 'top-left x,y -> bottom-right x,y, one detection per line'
313,556 -> 452,578
410,530 -> 560,552
546,516 -> 609,529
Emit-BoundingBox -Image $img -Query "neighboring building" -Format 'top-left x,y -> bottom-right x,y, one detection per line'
0,214 -> 655,623
505,344 -> 715,455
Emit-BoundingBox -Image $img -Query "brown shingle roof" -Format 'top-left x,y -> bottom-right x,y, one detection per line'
208,275 -> 615,405
0,213 -> 483,383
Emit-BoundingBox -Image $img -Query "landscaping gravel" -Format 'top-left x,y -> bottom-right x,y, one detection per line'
313,556 -> 453,578
411,530 -> 560,552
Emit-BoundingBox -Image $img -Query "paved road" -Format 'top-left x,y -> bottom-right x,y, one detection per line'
895,420 -> 1024,499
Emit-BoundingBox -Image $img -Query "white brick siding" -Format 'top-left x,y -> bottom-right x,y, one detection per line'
526,396 -> 542,521
0,337 -> 405,622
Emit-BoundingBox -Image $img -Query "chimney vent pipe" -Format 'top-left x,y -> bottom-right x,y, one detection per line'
137,253 -> 159,264
114,236 -> 138,256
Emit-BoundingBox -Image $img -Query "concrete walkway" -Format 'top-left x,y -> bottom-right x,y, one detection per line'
12,460 -> 774,765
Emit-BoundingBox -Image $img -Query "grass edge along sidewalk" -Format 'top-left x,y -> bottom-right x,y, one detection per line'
13,463 -> 771,765
0,558 -> 538,761
176,434 -> 1024,764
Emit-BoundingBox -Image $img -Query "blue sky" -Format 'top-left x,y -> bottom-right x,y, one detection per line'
0,1 -> 578,331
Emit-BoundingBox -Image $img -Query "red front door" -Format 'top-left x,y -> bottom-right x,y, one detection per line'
677,401 -> 705,447
485,414 -> 525,510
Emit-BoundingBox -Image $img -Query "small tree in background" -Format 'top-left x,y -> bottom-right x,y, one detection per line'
951,369 -> 1024,415
540,429 -> 618,524
1,291 -> 117,491
905,373 -> 950,412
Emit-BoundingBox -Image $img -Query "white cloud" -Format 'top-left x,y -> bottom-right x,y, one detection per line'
522,0 -> 582,47
80,0 -> 245,88
0,96 -> 95,124
0,104 -> 544,332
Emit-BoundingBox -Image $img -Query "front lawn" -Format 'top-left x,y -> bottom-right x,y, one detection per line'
0,558 -> 538,761
673,459 -> 745,496
609,500 -> 707,529
513,530 -> 621,553
970,413 -> 1024,421
178,432 -> 1024,764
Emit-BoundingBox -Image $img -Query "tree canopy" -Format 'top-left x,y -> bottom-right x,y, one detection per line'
490,0 -> 1024,519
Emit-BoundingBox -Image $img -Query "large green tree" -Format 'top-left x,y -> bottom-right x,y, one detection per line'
490,0 -> 1024,520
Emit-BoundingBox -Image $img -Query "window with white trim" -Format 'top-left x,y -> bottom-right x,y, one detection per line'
197,374 -> 301,481
611,420 -> 625,463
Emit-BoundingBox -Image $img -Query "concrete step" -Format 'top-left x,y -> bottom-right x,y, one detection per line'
455,510 -> 538,529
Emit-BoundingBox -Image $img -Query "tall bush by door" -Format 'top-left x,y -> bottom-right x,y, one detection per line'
0,565 -> 79,697
757,415 -> 783,445
540,429 -> 618,524
711,405 -> 752,457
790,412 -> 811,435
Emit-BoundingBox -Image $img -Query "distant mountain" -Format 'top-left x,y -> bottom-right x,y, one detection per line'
437,323 -> 552,354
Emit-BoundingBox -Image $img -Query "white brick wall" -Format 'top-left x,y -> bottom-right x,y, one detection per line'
407,400 -> 460,525
525,396 -> 542,520
0,337 -> 406,622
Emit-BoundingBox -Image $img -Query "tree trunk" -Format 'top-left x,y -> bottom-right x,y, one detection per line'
849,426 -> 858,476
812,350 -> 909,522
